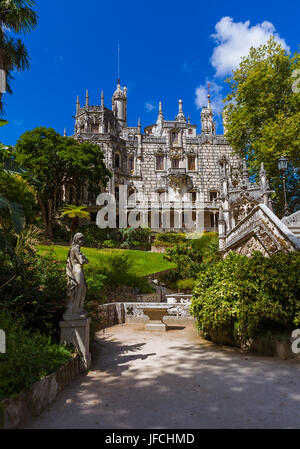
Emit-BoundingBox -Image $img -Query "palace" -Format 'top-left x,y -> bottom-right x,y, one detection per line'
67,80 -> 241,232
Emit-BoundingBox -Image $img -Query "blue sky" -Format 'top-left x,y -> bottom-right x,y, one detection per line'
1,0 -> 299,145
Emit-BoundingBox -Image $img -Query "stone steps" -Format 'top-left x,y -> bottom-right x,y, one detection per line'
287,226 -> 300,238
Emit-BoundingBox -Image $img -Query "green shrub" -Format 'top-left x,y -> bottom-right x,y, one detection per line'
0,250 -> 66,340
155,232 -> 186,244
119,227 -> 151,250
164,232 -> 220,281
78,223 -> 117,248
177,278 -> 196,293
102,239 -> 118,248
85,254 -> 154,295
0,310 -> 72,400
152,240 -> 173,248
190,251 -> 300,344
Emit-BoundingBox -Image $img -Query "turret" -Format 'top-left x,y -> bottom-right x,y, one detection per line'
201,90 -> 215,134
176,99 -> 186,122
111,79 -> 127,127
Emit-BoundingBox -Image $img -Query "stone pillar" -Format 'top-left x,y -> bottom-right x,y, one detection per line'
60,318 -> 91,370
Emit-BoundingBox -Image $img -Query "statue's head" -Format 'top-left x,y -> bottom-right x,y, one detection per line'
72,233 -> 84,246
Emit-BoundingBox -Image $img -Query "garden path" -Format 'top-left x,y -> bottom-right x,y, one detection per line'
25,324 -> 300,429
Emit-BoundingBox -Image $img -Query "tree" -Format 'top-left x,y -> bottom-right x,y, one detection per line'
224,37 -> 300,216
14,127 -> 111,239
0,0 -> 38,113
59,204 -> 90,242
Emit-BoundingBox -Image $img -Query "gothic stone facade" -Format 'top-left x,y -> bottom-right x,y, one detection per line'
69,81 -> 241,232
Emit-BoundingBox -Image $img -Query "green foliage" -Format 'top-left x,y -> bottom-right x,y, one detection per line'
119,227 -> 151,250
78,223 -> 117,248
14,127 -> 111,238
0,249 -> 67,339
85,253 -> 154,296
190,251 -> 300,344
154,232 -> 186,244
224,37 -> 300,216
0,0 -> 38,113
177,278 -> 196,293
164,232 -> 220,281
102,239 -> 118,248
0,171 -> 37,223
0,310 -> 71,401
38,244 -> 176,277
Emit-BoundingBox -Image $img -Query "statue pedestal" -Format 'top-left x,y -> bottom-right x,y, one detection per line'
60,317 -> 91,370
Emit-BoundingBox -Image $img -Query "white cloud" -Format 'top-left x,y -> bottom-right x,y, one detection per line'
210,16 -> 290,77
195,80 -> 224,113
144,102 -> 157,112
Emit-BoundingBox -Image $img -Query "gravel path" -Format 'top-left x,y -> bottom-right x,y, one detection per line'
24,323 -> 300,429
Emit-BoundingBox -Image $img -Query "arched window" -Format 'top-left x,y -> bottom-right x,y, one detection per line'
209,191 -> 218,202
128,156 -> 134,171
188,156 -> 196,171
90,123 -> 98,133
115,153 -> 121,168
156,155 -> 164,171
171,132 -> 178,144
171,158 -> 179,169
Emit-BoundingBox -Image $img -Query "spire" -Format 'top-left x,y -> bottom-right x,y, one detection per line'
176,98 -> 186,122
138,117 -> 141,133
124,85 -> 127,97
242,159 -> 250,183
260,162 -> 268,189
76,95 -> 80,113
156,100 -> 164,122
101,90 -> 104,107
207,83 -> 211,109
85,89 -> 89,107
187,115 -> 190,124
63,128 -> 66,137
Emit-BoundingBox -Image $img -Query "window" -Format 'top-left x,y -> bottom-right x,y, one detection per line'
191,191 -> 197,203
188,156 -> 196,171
188,129 -> 193,135
171,132 -> 178,144
128,156 -> 134,171
171,158 -> 179,168
210,191 -> 218,202
115,153 -> 120,168
90,123 -> 98,133
156,155 -> 164,170
115,186 -> 119,201
128,188 -> 136,203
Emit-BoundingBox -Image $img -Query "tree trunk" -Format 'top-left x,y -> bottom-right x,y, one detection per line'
38,196 -> 53,240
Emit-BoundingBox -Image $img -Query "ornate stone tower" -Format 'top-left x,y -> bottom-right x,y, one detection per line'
111,79 -> 127,128
201,91 -> 216,135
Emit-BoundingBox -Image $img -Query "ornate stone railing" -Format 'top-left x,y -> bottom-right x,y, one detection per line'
282,210 -> 300,226
95,302 -> 194,329
223,203 -> 300,256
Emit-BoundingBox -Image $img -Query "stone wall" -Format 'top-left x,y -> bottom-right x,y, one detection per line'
0,354 -> 83,429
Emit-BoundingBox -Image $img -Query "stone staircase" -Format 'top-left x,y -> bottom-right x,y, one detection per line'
282,211 -> 300,239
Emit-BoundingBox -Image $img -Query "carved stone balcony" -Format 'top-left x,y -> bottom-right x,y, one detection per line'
167,168 -> 188,192
168,167 -> 186,176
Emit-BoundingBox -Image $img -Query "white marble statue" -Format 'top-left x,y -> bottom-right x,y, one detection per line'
64,233 -> 89,320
